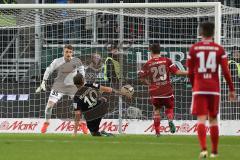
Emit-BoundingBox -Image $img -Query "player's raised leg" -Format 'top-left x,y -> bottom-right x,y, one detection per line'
164,97 -> 176,133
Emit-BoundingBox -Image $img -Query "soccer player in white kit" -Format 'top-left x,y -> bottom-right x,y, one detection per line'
36,44 -> 87,133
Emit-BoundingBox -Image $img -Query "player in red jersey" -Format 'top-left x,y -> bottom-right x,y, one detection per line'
139,43 -> 188,136
187,22 -> 236,159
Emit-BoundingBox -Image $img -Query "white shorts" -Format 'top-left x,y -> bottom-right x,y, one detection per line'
48,89 -> 74,103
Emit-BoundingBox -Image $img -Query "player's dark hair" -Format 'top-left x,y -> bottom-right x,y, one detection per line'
200,22 -> 214,38
150,43 -> 160,54
64,44 -> 73,50
73,73 -> 84,88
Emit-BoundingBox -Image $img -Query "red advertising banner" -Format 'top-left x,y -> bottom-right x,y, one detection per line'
0,119 -> 239,135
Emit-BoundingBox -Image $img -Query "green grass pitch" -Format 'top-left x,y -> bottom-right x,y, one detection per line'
0,134 -> 239,160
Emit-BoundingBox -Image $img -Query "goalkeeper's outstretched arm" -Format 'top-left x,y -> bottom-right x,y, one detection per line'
36,59 -> 58,93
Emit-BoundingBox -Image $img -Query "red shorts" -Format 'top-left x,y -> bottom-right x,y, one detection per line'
191,94 -> 220,117
151,96 -> 174,109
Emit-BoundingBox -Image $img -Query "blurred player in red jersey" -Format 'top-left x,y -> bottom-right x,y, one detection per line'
139,43 -> 188,136
187,22 -> 236,159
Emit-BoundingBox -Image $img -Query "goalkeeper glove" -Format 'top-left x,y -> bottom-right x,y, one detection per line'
36,80 -> 46,93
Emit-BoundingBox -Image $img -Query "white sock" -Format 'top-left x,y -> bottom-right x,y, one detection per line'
45,105 -> 52,123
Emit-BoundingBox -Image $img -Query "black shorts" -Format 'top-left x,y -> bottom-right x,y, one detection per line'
85,99 -> 108,135
83,100 -> 108,121
87,117 -> 102,134
74,98 -> 108,122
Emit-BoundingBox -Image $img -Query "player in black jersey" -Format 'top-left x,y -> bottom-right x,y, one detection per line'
73,73 -> 129,136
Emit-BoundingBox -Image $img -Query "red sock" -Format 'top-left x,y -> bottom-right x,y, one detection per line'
165,108 -> 174,120
153,114 -> 160,134
197,123 -> 207,151
210,125 -> 219,154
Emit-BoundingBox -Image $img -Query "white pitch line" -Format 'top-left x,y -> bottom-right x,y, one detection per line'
0,139 -> 239,148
